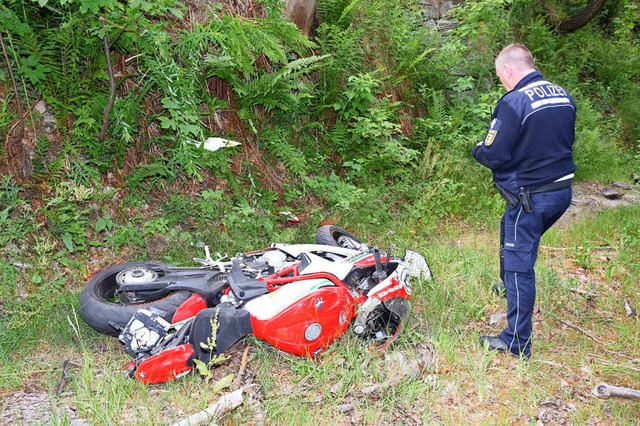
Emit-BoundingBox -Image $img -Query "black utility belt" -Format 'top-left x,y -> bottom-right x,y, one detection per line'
528,179 -> 572,194
494,180 -> 572,213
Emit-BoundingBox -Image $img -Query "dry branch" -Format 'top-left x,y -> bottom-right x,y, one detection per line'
5,96 -> 41,140
568,288 -> 598,298
558,319 -> 603,344
541,245 -> 616,251
1,32 -> 31,177
98,17 -> 117,143
170,387 -> 246,426
234,345 -> 250,387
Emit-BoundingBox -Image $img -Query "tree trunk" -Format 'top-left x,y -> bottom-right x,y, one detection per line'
284,0 -> 318,36
558,0 -> 608,33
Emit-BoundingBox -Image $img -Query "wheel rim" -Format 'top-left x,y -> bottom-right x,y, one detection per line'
94,271 -> 119,301
93,266 -> 164,304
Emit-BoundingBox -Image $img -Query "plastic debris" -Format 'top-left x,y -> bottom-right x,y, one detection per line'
279,211 -> 301,224
185,137 -> 241,152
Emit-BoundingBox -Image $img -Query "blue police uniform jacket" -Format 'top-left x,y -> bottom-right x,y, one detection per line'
473,71 -> 576,194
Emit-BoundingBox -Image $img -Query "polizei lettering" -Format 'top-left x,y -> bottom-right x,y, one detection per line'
523,84 -> 567,102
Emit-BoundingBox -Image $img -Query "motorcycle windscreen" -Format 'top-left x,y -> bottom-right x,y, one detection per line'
383,297 -> 411,328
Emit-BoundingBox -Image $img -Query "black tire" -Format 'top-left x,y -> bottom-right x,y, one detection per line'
79,262 -> 192,336
315,225 -> 363,249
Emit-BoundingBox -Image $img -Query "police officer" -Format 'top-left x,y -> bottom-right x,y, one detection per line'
473,44 -> 576,358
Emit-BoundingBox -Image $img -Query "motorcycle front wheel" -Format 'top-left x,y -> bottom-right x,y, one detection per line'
315,225 -> 363,249
79,262 -> 192,336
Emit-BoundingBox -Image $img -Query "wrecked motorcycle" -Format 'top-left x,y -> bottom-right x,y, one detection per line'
79,226 -> 431,384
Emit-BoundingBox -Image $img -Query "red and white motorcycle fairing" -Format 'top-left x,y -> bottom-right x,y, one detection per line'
124,244 -> 428,384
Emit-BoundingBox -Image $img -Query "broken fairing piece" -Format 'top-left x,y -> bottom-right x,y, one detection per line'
592,383 -> 640,399
185,137 -> 241,152
120,309 -> 171,356
279,211 -> 301,224
404,250 -> 432,279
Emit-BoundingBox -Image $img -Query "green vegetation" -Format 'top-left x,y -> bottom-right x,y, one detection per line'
1,0 -> 639,423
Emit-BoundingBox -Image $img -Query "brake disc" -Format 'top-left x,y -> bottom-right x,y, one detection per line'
116,266 -> 160,285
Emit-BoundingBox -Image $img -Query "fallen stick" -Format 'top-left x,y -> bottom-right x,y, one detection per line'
568,288 -> 598,298
558,319 -> 604,345
170,387 -> 245,426
558,319 -> 601,342
597,362 -> 640,373
537,360 -> 566,369
234,346 -> 250,387
55,360 -> 80,395
557,320 -> 635,358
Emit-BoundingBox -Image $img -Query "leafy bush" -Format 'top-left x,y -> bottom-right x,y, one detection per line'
44,181 -> 96,252
0,0 -> 638,247
572,99 -> 632,181
0,176 -> 37,247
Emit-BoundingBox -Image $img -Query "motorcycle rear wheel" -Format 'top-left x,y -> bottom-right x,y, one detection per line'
315,225 -> 363,249
79,262 -> 192,336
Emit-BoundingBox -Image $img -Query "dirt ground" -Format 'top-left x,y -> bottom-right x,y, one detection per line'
554,180 -> 639,229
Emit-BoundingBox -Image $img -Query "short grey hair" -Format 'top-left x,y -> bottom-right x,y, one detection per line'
495,44 -> 535,70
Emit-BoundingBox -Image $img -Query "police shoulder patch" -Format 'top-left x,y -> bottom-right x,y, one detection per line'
484,130 -> 497,146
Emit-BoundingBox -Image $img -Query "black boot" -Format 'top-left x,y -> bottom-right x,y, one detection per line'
479,335 -> 509,352
492,282 -> 506,297
479,335 -> 529,359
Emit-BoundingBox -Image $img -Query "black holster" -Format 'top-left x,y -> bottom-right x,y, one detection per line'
518,187 -> 533,213
494,183 -> 519,208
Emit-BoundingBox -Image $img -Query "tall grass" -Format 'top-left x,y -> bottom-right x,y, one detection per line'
4,204 -> 638,424
2,0 -> 640,423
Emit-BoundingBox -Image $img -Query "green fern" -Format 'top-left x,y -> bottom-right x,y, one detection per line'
264,131 -> 308,176
236,55 -> 329,114
202,54 -> 237,81
317,0 -> 361,27
243,21 -> 288,66
259,17 -> 317,53
327,121 -> 352,156
427,89 -> 447,125
31,135 -> 52,180
193,16 -> 317,78
125,161 -> 174,190
221,18 -> 256,76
